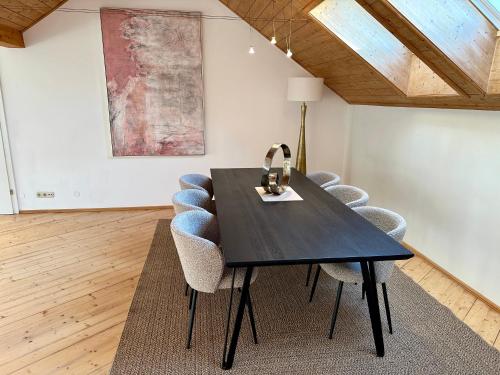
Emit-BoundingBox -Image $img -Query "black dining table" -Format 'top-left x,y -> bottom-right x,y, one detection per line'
211,167 -> 413,370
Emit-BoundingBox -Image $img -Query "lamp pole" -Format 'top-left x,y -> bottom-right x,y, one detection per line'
295,102 -> 307,174
287,77 -> 323,175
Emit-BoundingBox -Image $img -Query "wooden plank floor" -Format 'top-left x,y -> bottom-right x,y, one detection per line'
0,209 -> 498,374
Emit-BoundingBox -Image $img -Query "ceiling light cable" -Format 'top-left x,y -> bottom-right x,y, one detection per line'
270,0 -> 277,45
286,0 -> 293,58
248,25 -> 256,55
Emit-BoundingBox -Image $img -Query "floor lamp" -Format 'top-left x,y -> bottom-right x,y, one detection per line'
287,77 -> 324,174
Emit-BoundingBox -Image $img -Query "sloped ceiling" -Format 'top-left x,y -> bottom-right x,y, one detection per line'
221,0 -> 500,110
2,0 -> 500,110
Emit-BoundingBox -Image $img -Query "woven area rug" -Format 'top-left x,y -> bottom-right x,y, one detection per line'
110,220 -> 500,374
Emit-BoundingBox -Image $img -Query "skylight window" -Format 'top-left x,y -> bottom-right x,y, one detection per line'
471,0 -> 500,28
310,0 -> 457,97
487,0 -> 500,12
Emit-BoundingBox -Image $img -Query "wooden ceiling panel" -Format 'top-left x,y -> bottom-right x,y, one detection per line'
487,37 -> 500,94
224,0 -> 402,104
244,0 -> 274,23
2,0 -> 46,20
234,0 -> 255,15
0,0 -> 67,39
0,6 -> 34,29
0,0 -> 67,47
221,0 -> 500,110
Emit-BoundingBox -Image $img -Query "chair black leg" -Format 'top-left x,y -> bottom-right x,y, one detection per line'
309,266 -> 321,303
184,282 -> 189,297
246,291 -> 258,344
188,287 -> 195,310
362,282 -> 366,300
186,289 -> 198,349
328,281 -> 344,339
382,283 -> 393,334
305,264 -> 313,286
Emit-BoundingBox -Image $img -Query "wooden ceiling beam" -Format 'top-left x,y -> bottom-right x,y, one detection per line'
355,0 -> 497,97
0,0 -> 67,48
0,23 -> 24,47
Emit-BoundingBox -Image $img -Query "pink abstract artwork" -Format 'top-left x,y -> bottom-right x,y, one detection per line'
100,8 -> 205,156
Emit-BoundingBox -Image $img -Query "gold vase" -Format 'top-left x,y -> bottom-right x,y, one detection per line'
295,102 -> 307,174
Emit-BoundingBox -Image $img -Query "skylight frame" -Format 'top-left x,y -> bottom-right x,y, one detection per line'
471,0 -> 500,29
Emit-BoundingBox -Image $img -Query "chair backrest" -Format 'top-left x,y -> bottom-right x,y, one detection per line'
353,206 -> 407,282
170,210 -> 224,293
172,189 -> 212,215
179,174 -> 214,197
325,184 -> 369,208
306,171 -> 340,189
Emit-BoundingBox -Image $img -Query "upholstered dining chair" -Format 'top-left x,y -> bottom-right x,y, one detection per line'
172,189 -> 215,215
306,171 -> 341,189
304,171 -> 342,286
306,171 -> 340,286
324,185 -> 369,208
170,210 -> 259,349
309,206 -> 406,339
179,174 -> 214,198
172,188 -> 216,298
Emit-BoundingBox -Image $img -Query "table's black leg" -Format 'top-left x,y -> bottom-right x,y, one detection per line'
305,264 -> 313,286
360,261 -> 384,357
246,291 -> 258,344
221,269 -> 236,365
221,266 -> 253,370
362,282 -> 366,300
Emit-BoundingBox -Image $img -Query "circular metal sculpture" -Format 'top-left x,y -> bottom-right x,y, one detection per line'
261,143 -> 291,195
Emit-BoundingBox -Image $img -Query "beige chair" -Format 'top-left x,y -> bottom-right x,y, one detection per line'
170,210 -> 258,349
324,184 -> 369,208
172,188 -> 216,297
303,171 -> 342,286
179,174 -> 214,198
172,189 -> 215,215
306,171 -> 341,189
309,206 -> 406,338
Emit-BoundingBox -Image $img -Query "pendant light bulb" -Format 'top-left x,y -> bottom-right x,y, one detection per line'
249,45 -> 256,55
286,48 -> 293,58
270,35 -> 277,45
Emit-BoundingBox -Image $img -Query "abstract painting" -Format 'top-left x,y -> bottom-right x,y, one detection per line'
100,8 -> 205,156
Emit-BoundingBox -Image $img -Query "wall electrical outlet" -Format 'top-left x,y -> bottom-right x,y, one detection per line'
37,192 -> 55,198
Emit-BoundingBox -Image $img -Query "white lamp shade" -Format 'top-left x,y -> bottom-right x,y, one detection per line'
287,77 -> 324,102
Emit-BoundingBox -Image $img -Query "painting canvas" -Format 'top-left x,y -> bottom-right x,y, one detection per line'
100,8 -> 205,156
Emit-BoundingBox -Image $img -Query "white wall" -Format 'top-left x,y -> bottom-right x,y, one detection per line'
0,82 -> 16,214
0,106 -> 13,213
0,133 -> 12,213
349,105 -> 500,304
0,0 -> 351,210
